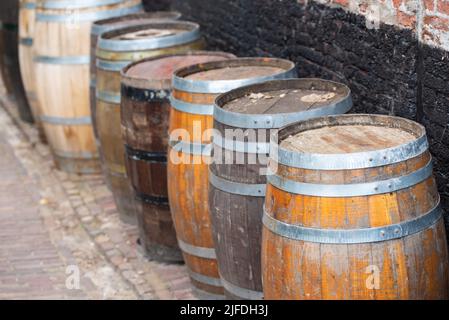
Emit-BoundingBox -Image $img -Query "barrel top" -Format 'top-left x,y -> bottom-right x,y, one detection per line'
121,51 -> 236,89
172,58 -> 296,94
281,125 -> 416,154
273,114 -> 428,170
91,11 -> 181,36
213,78 -> 352,129
98,21 -> 201,52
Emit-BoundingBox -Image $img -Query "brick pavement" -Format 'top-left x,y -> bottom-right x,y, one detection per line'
0,90 -> 196,300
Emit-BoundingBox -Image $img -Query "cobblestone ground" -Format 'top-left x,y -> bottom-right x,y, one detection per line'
0,89 -> 195,300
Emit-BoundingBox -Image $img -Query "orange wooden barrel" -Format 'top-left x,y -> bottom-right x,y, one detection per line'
262,114 -> 449,300
168,58 -> 296,299
96,22 -> 204,224
120,51 -> 235,262
210,79 -> 352,299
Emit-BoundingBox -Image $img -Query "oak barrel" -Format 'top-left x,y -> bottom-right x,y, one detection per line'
19,0 -> 46,139
0,0 -> 34,123
96,21 -> 203,225
120,51 -> 235,262
90,11 -> 181,140
168,58 -> 296,299
210,79 -> 352,299
262,114 -> 449,300
34,0 -> 143,173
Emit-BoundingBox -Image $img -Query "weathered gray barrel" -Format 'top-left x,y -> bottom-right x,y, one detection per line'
90,11 -> 181,140
210,78 -> 353,299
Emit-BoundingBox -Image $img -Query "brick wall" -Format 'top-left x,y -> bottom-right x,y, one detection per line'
143,0 -> 449,233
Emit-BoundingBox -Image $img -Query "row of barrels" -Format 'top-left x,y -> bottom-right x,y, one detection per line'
1,0 -> 449,300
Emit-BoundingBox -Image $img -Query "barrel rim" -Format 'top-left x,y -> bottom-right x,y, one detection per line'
91,11 -> 182,36
270,114 -> 428,170
35,3 -> 142,22
214,78 -> 353,129
97,21 -> 201,52
172,57 -> 297,94
37,0 -> 126,10
120,51 -> 236,90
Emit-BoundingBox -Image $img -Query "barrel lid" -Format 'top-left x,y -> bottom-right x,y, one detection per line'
98,21 -> 201,52
91,11 -> 181,36
271,114 -> 428,170
214,78 -> 352,129
172,58 -> 297,94
121,51 -> 236,90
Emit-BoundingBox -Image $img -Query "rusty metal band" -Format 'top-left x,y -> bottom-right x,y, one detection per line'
169,96 -> 214,115
34,55 -> 90,65
134,191 -> 168,206
19,37 -> 33,46
177,239 -> 216,260
272,131 -> 429,170
41,115 -> 92,125
169,140 -> 212,156
209,169 -> 266,197
96,90 -> 120,104
36,4 -> 142,22
96,59 -> 131,72
122,85 -> 170,103
21,2 -> 37,9
173,67 -> 296,94
53,149 -> 98,159
263,200 -> 443,244
125,145 -> 167,163
268,159 -> 433,197
187,269 -> 222,287
220,276 -> 264,300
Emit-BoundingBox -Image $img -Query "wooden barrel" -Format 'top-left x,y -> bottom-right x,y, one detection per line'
120,51 -> 235,262
34,0 -> 143,173
168,58 -> 296,299
19,0 -> 46,139
96,22 -> 203,225
0,0 -> 34,123
262,114 -> 449,300
210,79 -> 353,299
90,11 -> 181,141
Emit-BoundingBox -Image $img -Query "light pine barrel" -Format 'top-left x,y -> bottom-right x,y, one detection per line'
34,0 -> 143,173
96,22 -> 203,225
168,58 -> 296,299
210,79 -> 352,299
262,114 -> 449,300
0,0 -> 34,123
19,0 -> 46,140
90,11 -> 181,140
120,51 -> 234,262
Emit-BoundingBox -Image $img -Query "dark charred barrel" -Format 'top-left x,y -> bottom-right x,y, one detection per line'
96,21 -> 204,224
90,11 -> 180,140
168,58 -> 296,299
0,0 -> 34,123
120,51 -> 234,262
262,114 -> 449,300
210,79 -> 353,299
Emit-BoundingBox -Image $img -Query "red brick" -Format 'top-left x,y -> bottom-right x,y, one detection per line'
424,0 -> 436,11
333,0 -> 349,7
424,14 -> 449,31
437,0 -> 449,15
